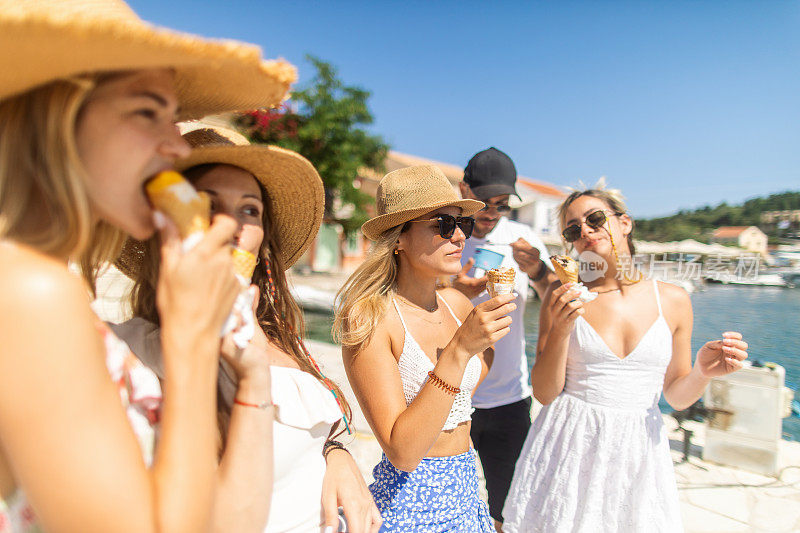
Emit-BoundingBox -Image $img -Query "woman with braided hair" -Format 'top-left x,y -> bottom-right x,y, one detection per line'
114,125 -> 380,533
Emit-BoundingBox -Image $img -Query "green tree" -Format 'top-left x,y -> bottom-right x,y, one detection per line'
236,55 -> 389,233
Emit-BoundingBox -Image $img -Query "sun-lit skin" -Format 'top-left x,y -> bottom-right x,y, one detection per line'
76,69 -> 190,241
396,206 -> 467,279
533,192 -> 749,409
562,195 -> 634,286
182,164 -> 381,530
459,183 -> 509,239
191,165 -> 265,256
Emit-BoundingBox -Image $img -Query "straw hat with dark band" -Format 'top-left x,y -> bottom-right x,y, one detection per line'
0,0 -> 296,119
361,165 -> 484,241
117,126 -> 323,277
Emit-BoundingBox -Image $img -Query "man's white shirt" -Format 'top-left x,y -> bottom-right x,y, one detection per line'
461,216 -> 552,409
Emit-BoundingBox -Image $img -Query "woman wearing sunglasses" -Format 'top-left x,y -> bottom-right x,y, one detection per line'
503,182 -> 749,532
334,166 -> 516,532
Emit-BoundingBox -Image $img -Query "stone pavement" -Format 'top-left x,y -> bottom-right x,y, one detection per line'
309,340 -> 800,533
93,267 -> 800,532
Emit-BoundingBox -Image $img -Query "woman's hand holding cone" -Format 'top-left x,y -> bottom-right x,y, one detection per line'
451,293 -> 516,359
547,282 -> 585,338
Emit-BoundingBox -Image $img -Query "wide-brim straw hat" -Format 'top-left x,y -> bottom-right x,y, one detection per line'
361,165 -> 484,241
0,0 -> 296,120
116,125 -> 323,277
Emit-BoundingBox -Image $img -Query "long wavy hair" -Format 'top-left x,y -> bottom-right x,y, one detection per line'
0,76 -> 127,292
127,163 -> 351,448
333,224 -> 405,354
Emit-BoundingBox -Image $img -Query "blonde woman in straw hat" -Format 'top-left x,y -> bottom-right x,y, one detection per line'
502,182 -> 749,532
0,0 -> 296,531
334,165 -> 515,532
114,125 -> 381,533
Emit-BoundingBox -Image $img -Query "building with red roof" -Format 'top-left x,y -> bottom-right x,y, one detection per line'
711,226 -> 768,256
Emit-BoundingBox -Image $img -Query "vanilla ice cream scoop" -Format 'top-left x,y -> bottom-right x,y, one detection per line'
486,267 -> 515,297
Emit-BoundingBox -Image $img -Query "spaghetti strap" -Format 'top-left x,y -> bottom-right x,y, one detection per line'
391,298 -> 410,331
652,279 -> 663,316
436,292 -> 463,326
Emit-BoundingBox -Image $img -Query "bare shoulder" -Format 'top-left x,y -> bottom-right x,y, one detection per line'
0,244 -> 103,408
437,287 -> 473,319
655,280 -> 692,330
342,305 -> 401,365
655,280 -> 691,310
0,244 -> 89,317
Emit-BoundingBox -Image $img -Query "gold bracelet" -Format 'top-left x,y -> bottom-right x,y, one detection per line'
427,370 -> 461,395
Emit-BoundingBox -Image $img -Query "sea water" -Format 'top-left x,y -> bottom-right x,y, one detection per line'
303,284 -> 800,440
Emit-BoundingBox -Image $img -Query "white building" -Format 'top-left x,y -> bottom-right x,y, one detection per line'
711,226 -> 768,257
509,177 -> 567,247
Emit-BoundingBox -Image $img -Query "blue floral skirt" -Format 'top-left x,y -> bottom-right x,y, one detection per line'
369,449 -> 493,532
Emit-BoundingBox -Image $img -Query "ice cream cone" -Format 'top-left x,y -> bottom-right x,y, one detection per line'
232,248 -> 257,280
487,267 -> 515,297
551,255 -> 579,285
145,170 -> 210,240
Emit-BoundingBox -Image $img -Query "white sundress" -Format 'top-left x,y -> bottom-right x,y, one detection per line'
503,280 -> 683,533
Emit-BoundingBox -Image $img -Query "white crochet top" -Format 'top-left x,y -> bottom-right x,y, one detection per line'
393,293 -> 482,431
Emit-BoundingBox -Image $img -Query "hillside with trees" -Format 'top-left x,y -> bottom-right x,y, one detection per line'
635,191 -> 800,243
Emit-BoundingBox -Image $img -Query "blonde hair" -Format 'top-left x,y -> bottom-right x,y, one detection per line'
0,77 -> 127,294
557,177 -> 636,256
333,225 -> 404,353
128,164 -> 351,447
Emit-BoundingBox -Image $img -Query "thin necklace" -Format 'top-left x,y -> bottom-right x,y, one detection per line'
590,281 -> 639,295
395,293 -> 438,313
591,287 -> 622,295
395,295 -> 442,324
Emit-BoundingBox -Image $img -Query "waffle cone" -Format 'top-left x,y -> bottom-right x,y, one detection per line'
487,267 -> 516,284
487,267 -> 515,297
551,255 -> 579,284
146,171 -> 210,239
232,248 -> 257,280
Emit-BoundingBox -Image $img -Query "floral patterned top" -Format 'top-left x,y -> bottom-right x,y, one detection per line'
0,320 -> 162,533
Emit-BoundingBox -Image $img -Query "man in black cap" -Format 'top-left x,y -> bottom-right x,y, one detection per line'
455,147 -> 556,530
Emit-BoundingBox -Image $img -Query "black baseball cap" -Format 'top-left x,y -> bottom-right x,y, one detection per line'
463,147 -> 520,200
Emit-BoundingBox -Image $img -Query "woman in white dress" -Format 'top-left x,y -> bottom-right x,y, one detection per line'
503,182 -> 750,533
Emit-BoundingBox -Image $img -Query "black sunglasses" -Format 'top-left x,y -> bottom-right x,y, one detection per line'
562,210 -> 620,243
479,203 -> 512,214
407,214 -> 475,239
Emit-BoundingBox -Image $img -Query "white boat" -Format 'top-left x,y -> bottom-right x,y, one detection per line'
291,285 -> 336,313
705,272 -> 792,287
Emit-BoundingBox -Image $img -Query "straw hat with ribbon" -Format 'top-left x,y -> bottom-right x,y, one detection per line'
0,0 -> 296,119
361,165 -> 484,241
116,125 -> 323,277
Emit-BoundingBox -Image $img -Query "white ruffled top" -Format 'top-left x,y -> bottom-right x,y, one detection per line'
267,366 -> 343,532
109,318 -> 343,533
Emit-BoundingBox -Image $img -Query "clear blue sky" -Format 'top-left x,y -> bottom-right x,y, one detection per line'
130,0 -> 799,218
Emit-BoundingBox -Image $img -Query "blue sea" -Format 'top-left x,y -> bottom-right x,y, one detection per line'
303,284 -> 800,440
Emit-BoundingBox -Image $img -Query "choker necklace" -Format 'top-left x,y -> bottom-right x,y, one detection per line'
591,287 -> 622,295
395,294 -> 438,313
590,281 -> 639,295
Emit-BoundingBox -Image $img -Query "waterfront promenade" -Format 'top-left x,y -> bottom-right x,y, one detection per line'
94,266 -> 800,532
308,338 -> 800,533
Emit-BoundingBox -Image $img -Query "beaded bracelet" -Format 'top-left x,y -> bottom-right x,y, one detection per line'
322,439 -> 348,460
427,370 -> 461,395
